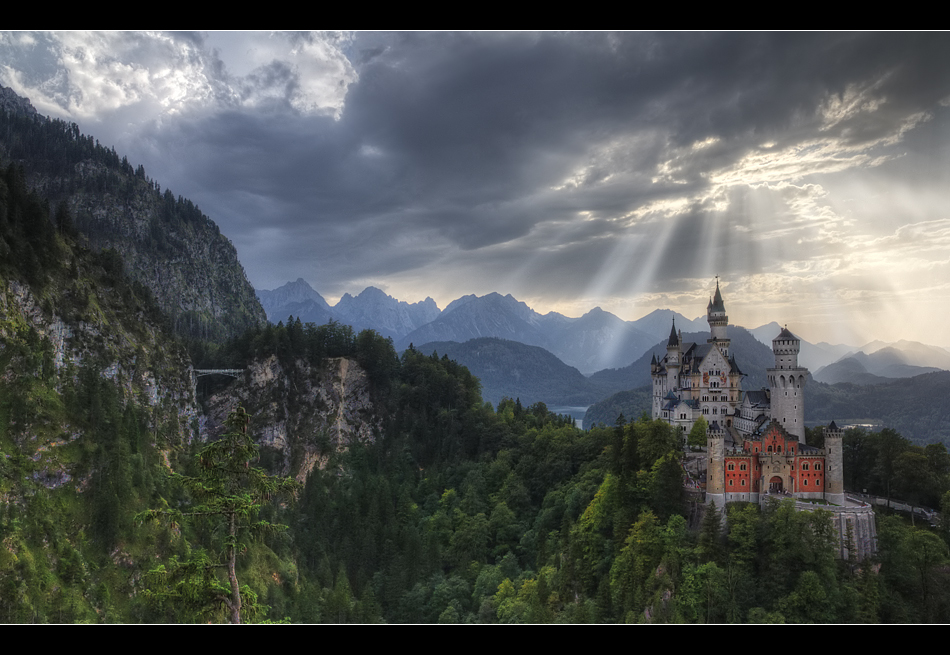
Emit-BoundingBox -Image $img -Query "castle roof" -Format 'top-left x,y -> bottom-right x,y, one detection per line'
708,280 -> 726,313
743,389 -> 770,406
775,326 -> 798,341
729,353 -> 743,375
667,320 -> 679,347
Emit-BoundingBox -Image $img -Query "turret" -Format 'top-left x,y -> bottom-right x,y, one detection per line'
666,319 -> 681,391
772,326 -> 801,369
706,420 -> 725,509
824,421 -> 845,505
707,279 -> 730,356
767,326 -> 808,442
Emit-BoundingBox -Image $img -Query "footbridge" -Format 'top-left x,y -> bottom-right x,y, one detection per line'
193,369 -> 245,379
192,368 -> 245,396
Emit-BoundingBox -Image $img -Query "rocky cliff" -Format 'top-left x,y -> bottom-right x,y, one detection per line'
0,253 -> 197,494
0,86 -> 266,342
200,355 -> 381,483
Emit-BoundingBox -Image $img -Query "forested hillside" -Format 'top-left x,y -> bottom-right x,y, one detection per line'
0,163 -> 198,621
805,373 -> 950,446
414,337 -> 608,406
0,88 -> 266,346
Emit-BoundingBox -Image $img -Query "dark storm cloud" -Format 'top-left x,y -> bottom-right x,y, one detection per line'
6,31 -> 950,338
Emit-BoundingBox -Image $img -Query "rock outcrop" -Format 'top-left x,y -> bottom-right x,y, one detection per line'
201,355 -> 381,483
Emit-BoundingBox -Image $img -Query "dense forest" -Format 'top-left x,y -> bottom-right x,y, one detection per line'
145,322 -> 950,622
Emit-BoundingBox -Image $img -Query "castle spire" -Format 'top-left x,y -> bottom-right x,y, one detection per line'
707,278 -> 729,347
710,278 -> 725,313
668,318 -> 679,347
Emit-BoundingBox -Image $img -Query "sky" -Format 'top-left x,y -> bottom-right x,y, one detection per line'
3,31 -> 950,346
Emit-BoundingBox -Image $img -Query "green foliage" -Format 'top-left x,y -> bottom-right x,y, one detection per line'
688,415 -> 708,448
138,408 -> 300,623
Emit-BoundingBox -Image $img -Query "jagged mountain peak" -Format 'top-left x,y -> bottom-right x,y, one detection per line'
443,294 -> 479,315
257,278 -> 330,323
0,85 -> 37,116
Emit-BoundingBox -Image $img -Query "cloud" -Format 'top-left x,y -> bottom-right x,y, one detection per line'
0,31 -> 357,121
4,31 -> 950,343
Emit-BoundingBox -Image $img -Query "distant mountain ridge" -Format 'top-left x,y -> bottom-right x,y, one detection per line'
260,278 -> 950,380
257,279 -> 440,342
415,337 -> 608,407
259,280 -> 698,374
814,347 -> 944,384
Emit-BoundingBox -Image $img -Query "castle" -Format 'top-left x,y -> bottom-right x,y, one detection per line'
650,280 -> 846,508
649,281 -> 876,558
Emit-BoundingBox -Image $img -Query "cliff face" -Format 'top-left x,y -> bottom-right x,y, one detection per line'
201,355 -> 381,483
0,260 -> 197,493
61,166 -> 266,341
0,86 -> 266,342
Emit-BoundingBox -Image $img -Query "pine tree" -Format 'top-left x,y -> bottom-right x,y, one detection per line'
138,407 -> 300,623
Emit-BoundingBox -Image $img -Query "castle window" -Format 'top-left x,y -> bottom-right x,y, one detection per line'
804,479 -> 808,486
728,463 -> 735,471
802,463 -> 809,471
815,463 -> 821,471
729,480 -> 734,487
816,479 -> 821,486
741,480 -> 746,486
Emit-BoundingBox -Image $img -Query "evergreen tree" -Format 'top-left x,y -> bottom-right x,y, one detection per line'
138,408 -> 300,623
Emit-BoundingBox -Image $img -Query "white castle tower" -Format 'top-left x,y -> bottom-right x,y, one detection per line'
767,327 -> 808,442
707,279 -> 729,357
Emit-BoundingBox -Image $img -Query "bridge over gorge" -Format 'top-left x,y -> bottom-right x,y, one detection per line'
191,368 -> 245,395
193,369 -> 245,379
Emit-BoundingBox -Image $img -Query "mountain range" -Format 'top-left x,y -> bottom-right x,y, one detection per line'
259,279 -> 713,374
259,279 -> 950,384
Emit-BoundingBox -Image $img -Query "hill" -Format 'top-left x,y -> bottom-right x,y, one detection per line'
0,86 -> 265,343
805,371 -> 950,444
414,337 -> 608,406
